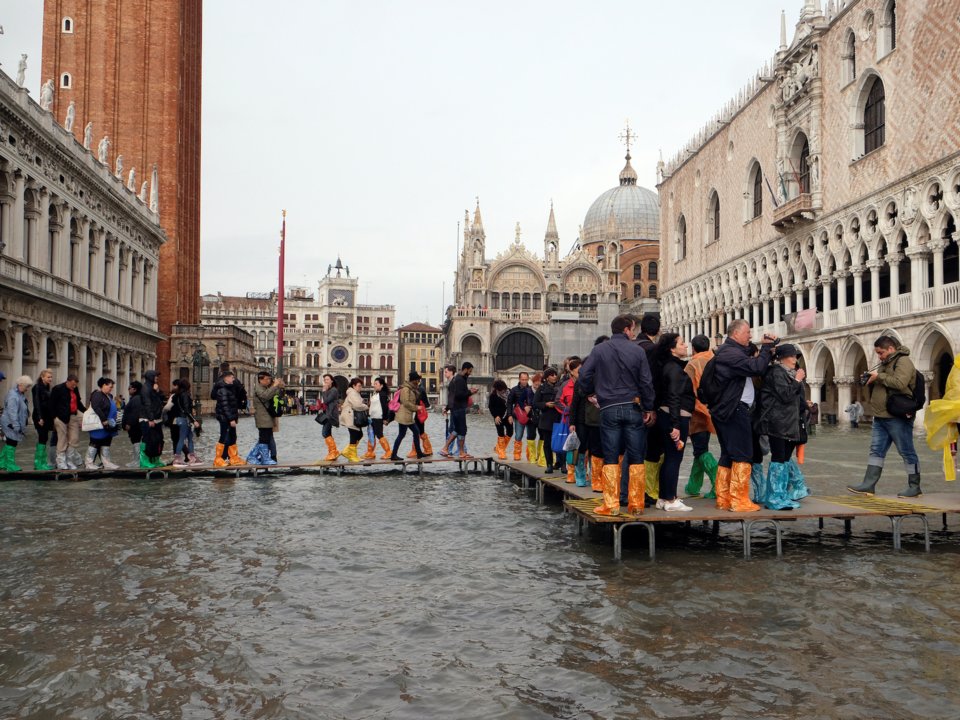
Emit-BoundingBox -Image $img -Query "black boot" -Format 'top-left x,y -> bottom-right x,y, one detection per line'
897,473 -> 922,498
848,465 -> 882,495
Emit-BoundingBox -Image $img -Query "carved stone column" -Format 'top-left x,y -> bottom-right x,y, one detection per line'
835,378 -> 854,425
10,323 -> 25,380
77,341 -> 89,399
887,253 -> 901,301
852,268 -> 864,321
821,276 -> 832,327
35,187 -> 49,270
11,172 -> 25,261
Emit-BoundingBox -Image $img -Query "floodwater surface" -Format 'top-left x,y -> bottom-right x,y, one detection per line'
1,415 -> 959,719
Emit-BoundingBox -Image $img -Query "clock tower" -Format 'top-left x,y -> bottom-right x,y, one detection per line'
318,257 -> 359,376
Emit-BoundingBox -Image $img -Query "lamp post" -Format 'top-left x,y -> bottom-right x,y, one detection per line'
714,332 -> 723,348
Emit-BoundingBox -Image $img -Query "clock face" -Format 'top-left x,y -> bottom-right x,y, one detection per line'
331,345 -> 349,363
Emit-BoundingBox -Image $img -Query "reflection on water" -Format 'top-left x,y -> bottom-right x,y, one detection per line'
1,415 -> 959,718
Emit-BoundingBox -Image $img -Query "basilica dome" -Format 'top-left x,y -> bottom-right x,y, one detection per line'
581,153 -> 660,245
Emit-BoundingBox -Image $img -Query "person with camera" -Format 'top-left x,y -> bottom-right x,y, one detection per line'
709,319 -> 778,512
848,336 -> 922,498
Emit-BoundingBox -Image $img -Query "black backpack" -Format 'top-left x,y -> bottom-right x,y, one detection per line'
696,358 -> 722,407
885,358 -> 926,418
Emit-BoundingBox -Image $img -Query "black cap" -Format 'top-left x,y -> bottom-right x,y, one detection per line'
776,343 -> 799,359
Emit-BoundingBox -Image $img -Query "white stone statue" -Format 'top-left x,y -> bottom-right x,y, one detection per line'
775,159 -> 787,203
39,79 -> 54,111
127,167 -> 136,191
115,154 -> 124,178
97,135 -> 110,164
150,164 -> 159,213
901,187 -> 919,225
64,100 -> 76,132
83,122 -> 93,149
139,181 -> 148,202
16,54 -> 26,87
810,155 -> 821,190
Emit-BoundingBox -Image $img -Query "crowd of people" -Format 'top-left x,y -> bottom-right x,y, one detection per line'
481,313 -> 931,515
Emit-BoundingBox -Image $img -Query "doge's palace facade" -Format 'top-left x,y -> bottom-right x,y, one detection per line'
659,0 -> 960,425
0,67 -> 164,399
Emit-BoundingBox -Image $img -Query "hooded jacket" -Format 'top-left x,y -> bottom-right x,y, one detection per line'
755,363 -> 806,441
869,346 -> 916,419
211,375 -> 242,422
140,371 -> 166,422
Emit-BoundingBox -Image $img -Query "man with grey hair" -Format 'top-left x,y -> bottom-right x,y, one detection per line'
708,319 -> 779,512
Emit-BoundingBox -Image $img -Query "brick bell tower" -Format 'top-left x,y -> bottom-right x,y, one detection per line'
41,0 -> 202,377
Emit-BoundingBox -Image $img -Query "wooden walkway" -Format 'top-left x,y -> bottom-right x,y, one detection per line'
495,459 -> 957,560
0,455 -> 495,482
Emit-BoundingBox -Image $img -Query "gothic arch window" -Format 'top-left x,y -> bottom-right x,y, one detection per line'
62,17 -> 74,33
648,261 -> 658,281
706,191 -> 720,244
60,73 -> 72,89
799,139 -> 810,193
863,77 -> 886,154
676,215 -> 687,261
843,29 -> 856,85
880,1 -> 896,56
751,163 -> 763,218
633,263 -> 642,280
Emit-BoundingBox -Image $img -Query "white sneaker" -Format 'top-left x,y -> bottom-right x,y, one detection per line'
662,498 -> 693,512
655,498 -> 667,510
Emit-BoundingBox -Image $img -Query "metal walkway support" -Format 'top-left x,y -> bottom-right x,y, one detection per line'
612,521 -> 656,560
742,518 -> 784,559
889,514 -> 931,551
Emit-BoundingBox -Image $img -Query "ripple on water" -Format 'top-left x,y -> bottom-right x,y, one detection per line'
2,418 -> 960,718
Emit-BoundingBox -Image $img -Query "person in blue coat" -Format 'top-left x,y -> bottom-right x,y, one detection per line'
1,376 -> 34,472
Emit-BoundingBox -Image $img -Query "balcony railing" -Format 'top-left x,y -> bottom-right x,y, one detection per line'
772,193 -> 816,231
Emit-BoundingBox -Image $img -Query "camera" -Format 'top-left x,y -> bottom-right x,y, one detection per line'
859,371 -> 872,386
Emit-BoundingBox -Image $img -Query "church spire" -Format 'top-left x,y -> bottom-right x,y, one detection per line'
472,197 -> 484,234
545,200 -> 559,240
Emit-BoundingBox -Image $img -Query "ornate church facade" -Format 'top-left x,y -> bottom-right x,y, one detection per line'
658,0 -> 960,424
444,151 -> 660,382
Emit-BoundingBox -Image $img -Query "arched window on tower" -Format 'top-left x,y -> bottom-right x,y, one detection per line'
60,73 -> 72,89
633,283 -> 642,298
864,77 -> 886,154
633,263 -> 642,280
648,285 -> 658,299
62,17 -> 73,33
596,245 -> 605,259
707,191 -> 720,243
648,261 -> 658,281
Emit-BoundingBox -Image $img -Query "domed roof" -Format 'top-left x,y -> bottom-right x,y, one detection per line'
582,153 -> 660,245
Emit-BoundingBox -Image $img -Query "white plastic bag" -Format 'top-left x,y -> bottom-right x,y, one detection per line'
562,430 -> 579,452
81,406 -> 102,432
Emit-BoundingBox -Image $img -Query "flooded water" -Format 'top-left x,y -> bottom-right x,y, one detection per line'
2,414 -> 959,718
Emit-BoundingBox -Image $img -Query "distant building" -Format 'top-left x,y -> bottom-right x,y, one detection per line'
397,322 -> 443,401
0,66 -> 164,399
658,0 -> 959,423
197,258 -> 398,402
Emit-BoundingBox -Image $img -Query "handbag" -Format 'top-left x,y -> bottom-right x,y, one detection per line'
353,409 -> 369,427
551,420 -> 570,453
513,405 -> 529,425
81,406 -> 102,432
416,402 -> 429,423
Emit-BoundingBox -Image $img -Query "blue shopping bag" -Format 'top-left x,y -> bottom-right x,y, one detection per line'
551,420 -> 570,453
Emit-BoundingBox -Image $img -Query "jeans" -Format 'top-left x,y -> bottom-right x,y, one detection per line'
392,423 -> 422,457
656,412 -> 689,501
869,417 -> 919,473
599,403 -> 646,465
512,419 -> 526,441
175,416 -> 194,455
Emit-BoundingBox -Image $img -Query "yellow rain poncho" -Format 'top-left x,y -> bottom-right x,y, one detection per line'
924,353 -> 960,481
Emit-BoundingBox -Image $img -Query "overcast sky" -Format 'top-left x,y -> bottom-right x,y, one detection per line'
2,1 -> 796,326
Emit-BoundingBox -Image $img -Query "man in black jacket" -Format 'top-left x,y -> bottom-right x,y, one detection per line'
710,319 -> 777,512
579,314 -> 656,516
446,362 -> 476,459
211,368 -> 245,466
50,373 -> 85,469
636,313 -> 662,506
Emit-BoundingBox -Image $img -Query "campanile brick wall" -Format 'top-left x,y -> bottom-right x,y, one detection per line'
41,0 -> 202,376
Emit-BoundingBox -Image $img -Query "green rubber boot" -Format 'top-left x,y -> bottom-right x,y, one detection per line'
702,452 -> 719,500
34,443 -> 53,471
2,445 -> 22,472
139,446 -> 160,469
684,454 -> 704,497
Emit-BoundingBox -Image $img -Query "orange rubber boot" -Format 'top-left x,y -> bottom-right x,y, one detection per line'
513,439 -> 522,460
594,464 -> 622,516
213,442 -> 228,467
730,461 -> 761,512
363,441 -> 377,459
324,436 -> 340,461
626,464 -> 646,514
379,437 -> 392,459
227,444 -> 246,466
420,433 -> 433,456
590,455 -> 604,492
715,465 -> 732,510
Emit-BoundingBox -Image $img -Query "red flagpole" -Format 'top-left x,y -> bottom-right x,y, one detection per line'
277,210 -> 286,378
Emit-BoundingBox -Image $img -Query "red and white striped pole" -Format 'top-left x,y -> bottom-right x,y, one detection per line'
276,210 -> 286,378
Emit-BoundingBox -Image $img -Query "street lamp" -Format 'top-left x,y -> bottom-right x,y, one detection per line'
714,332 -> 723,348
